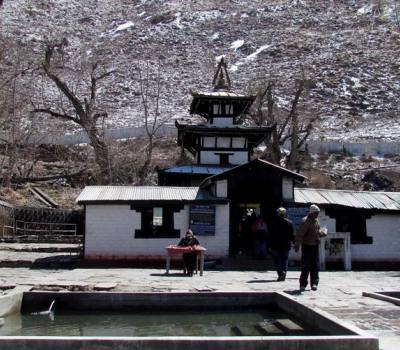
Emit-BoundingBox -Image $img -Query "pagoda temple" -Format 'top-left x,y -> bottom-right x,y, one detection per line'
158,58 -> 275,186
76,59 -> 400,268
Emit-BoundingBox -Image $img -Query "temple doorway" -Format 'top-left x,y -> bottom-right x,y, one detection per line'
236,203 -> 260,256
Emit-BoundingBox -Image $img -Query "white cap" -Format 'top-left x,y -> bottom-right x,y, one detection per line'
309,204 -> 320,213
277,207 -> 286,216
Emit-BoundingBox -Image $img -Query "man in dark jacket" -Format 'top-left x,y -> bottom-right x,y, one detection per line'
269,207 -> 294,281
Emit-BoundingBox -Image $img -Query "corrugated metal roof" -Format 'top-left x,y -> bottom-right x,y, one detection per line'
163,165 -> 233,175
193,91 -> 251,98
76,186 -> 201,203
294,188 -> 400,211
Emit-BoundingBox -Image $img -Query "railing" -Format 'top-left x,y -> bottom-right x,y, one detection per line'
2,223 -> 15,237
14,220 -> 77,236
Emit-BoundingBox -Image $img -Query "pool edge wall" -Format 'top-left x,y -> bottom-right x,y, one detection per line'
2,291 -> 378,350
363,291 -> 400,306
0,335 -> 379,350
0,290 -> 23,317
274,292 -> 369,336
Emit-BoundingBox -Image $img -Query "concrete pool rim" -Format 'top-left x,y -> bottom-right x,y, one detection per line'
0,291 -> 379,350
363,291 -> 400,306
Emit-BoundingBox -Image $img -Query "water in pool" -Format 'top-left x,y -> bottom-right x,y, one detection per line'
0,308 -> 322,337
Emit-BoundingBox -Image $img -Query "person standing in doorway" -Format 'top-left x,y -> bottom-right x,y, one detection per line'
294,204 -> 327,291
269,207 -> 294,281
252,214 -> 268,259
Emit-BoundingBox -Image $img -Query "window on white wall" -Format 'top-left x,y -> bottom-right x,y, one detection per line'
134,205 -> 181,238
217,137 -> 231,148
153,207 -> 163,226
213,103 -> 221,115
232,137 -> 245,148
326,209 -> 373,244
225,104 -> 233,115
203,137 -> 215,148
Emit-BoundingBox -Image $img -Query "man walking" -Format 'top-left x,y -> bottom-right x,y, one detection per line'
295,204 -> 327,291
269,207 -> 294,281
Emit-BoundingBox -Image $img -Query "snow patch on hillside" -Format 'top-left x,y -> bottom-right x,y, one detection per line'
231,44 -> 271,72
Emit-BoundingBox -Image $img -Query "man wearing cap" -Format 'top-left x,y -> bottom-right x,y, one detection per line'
269,207 -> 294,281
295,204 -> 327,291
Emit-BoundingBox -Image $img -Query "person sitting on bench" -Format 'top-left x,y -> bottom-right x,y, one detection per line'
178,229 -> 200,276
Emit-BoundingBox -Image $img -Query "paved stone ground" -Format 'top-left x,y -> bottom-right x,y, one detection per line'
0,246 -> 399,350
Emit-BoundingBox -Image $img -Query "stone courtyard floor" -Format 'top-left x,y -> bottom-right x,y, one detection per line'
0,246 -> 399,350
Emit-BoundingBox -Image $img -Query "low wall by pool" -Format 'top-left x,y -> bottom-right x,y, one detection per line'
0,291 -> 378,350
363,291 -> 400,306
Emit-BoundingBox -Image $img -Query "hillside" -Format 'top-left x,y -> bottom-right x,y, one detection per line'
1,0 -> 399,141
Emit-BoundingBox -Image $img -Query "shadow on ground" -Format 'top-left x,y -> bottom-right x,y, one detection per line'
150,273 -> 190,277
31,255 -> 80,269
246,279 -> 278,283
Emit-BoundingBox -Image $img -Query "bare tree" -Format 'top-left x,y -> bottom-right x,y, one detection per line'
32,40 -> 115,184
0,35 -> 41,187
135,59 -> 168,184
251,78 -> 318,169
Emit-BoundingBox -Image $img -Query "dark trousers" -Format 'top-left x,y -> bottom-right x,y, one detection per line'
299,245 -> 320,288
182,252 -> 197,272
271,249 -> 290,277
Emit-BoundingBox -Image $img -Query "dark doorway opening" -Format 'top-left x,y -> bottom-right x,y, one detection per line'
235,204 -> 260,256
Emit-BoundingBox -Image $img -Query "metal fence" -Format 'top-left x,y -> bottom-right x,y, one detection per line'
14,220 -> 77,237
0,200 -> 84,240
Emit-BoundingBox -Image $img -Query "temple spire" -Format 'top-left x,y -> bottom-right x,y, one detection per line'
212,57 -> 231,91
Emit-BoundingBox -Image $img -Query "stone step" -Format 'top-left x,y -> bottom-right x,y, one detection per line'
255,322 -> 284,335
274,318 -> 304,333
231,324 -> 267,336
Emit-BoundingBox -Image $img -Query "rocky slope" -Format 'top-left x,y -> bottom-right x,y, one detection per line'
1,0 -> 399,141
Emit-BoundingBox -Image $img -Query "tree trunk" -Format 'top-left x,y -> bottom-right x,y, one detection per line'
138,134 -> 153,185
286,81 -> 304,170
269,128 -> 281,165
287,111 -> 299,170
265,83 -> 281,164
85,126 -> 110,185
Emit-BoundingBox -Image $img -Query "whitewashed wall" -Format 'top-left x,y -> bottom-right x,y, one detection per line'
351,214 -> 400,262
84,203 -> 230,260
282,177 -> 294,201
211,118 -> 234,127
216,180 -> 228,198
185,204 -> 230,258
199,151 -> 247,165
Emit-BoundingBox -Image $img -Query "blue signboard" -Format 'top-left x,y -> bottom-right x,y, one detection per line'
286,207 -> 309,232
189,205 -> 215,236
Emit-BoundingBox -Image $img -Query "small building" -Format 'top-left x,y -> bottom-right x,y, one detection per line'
76,159 -> 305,262
77,173 -> 400,268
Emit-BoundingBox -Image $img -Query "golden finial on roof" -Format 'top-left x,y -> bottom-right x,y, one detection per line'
212,57 -> 231,91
